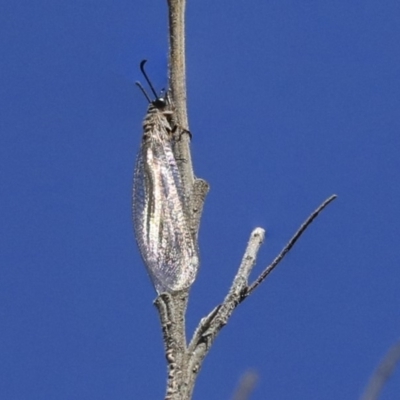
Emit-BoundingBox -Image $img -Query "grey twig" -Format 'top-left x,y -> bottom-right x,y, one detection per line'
154,291 -> 189,400
167,0 -> 188,130
243,194 -> 338,298
150,1 -> 210,399
360,338 -> 400,400
167,0 -> 194,202
188,228 -> 265,354
166,0 -> 209,264
186,195 -> 336,386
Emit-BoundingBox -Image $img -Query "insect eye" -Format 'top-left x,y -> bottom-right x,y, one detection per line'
153,98 -> 167,108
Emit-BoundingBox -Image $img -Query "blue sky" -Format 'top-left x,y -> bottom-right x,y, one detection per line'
1,1 -> 400,399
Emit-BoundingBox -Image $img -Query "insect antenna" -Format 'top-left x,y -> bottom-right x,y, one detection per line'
139,59 -> 159,99
135,81 -> 152,103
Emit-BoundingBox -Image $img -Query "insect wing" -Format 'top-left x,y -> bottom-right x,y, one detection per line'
133,113 -> 198,293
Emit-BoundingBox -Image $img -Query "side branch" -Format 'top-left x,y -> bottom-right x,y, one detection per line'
189,178 -> 210,241
188,194 -> 337,372
243,194 -> 337,298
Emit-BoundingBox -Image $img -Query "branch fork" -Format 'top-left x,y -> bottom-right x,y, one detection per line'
154,193 -> 337,399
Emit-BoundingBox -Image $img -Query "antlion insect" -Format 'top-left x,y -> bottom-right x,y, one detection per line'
132,60 -> 199,294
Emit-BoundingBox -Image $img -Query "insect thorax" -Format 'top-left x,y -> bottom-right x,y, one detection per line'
142,102 -> 174,140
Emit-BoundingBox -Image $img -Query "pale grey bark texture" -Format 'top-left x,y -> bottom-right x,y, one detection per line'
146,1 -> 338,399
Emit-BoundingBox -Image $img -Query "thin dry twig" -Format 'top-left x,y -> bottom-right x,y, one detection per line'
360,339 -> 400,400
185,194 -> 337,392
244,194 -> 337,298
